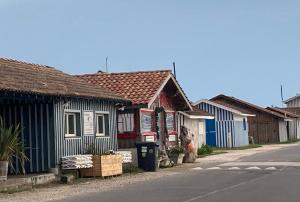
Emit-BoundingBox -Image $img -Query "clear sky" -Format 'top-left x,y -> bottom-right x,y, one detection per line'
0,0 -> 299,107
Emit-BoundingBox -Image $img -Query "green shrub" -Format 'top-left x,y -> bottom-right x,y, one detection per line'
122,163 -> 143,174
197,144 -> 213,156
168,146 -> 185,155
205,144 -> 213,154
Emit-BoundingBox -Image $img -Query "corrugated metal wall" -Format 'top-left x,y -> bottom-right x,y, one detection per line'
196,102 -> 249,148
53,98 -> 118,166
286,98 -> 300,108
0,100 -> 55,174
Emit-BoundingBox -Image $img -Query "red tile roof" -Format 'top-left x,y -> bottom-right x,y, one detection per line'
77,70 -> 174,105
0,58 -> 127,101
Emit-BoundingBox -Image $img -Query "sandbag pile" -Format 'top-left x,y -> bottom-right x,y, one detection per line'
61,155 -> 93,170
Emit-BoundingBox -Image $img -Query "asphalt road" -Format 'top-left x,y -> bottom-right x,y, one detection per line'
59,144 -> 300,202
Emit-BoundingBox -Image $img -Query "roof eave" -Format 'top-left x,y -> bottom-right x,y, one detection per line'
147,74 -> 193,110
178,111 -> 214,120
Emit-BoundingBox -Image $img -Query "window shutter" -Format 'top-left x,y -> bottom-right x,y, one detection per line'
76,113 -> 81,136
64,114 -> 67,135
104,114 -> 109,136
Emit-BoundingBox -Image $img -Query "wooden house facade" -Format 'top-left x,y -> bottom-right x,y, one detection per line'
78,70 -> 213,150
193,99 -> 254,148
0,58 -> 128,174
210,95 -> 289,144
267,107 -> 300,140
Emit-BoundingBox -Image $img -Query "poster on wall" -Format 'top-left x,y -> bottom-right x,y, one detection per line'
140,109 -> 154,133
83,111 -> 94,135
166,112 -> 175,131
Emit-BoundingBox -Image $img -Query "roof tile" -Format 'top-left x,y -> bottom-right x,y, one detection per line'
77,70 -> 172,105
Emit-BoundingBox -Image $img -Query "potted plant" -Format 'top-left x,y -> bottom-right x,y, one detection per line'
0,117 -> 28,181
168,146 -> 185,165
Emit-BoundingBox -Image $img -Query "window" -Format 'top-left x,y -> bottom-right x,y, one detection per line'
96,113 -> 109,137
118,113 -> 135,134
65,112 -> 81,137
243,118 -> 247,131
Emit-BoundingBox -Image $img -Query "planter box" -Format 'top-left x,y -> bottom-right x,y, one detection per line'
80,155 -> 122,177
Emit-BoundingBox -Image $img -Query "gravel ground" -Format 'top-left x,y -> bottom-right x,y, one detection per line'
0,143 -> 298,202
0,171 -> 180,202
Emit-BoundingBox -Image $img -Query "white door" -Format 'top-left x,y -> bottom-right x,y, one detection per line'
198,121 -> 205,148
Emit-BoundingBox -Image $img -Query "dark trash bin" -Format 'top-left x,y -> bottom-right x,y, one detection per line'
135,142 -> 159,172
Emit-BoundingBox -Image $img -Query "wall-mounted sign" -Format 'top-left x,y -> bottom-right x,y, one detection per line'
145,135 -> 155,142
169,134 -> 176,142
83,111 -> 94,135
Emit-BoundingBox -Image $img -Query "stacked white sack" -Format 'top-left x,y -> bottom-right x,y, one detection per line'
61,155 -> 93,170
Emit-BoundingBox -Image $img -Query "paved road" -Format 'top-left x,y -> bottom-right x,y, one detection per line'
59,144 -> 300,202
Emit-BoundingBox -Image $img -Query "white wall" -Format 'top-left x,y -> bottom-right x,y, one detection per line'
279,121 -> 288,142
177,114 -> 205,149
233,115 -> 249,147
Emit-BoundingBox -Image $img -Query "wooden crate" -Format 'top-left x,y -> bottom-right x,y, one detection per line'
100,155 -> 123,177
80,155 -> 122,177
80,155 -> 101,177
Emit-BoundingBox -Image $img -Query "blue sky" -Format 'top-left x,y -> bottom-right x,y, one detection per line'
0,0 -> 299,106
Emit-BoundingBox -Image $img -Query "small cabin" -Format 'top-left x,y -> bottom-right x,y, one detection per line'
0,58 -> 128,174
78,70 -> 213,151
210,94 -> 290,144
267,107 -> 300,140
194,99 -> 254,148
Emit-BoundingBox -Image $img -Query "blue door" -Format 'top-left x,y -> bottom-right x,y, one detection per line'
206,119 -> 216,147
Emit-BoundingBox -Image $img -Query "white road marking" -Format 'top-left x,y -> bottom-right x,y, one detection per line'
228,167 -> 241,170
192,167 -> 203,170
219,161 -> 300,167
245,166 -> 261,170
182,172 -> 270,202
265,167 -> 277,171
207,167 -> 221,170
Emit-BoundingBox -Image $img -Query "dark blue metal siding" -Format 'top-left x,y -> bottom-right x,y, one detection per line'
0,101 -> 55,174
53,98 -> 118,166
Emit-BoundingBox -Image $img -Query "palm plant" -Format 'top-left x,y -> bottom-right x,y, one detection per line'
0,117 -> 28,175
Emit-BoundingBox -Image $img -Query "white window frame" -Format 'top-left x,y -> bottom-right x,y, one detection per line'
95,111 -> 109,137
65,112 -> 77,137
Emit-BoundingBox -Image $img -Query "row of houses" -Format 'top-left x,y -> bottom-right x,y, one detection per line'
0,58 -> 299,174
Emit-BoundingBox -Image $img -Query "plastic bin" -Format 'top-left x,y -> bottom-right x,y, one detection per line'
135,142 -> 159,172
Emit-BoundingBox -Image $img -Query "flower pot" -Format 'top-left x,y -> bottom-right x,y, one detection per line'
177,153 -> 184,165
169,153 -> 184,165
0,161 -> 8,182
